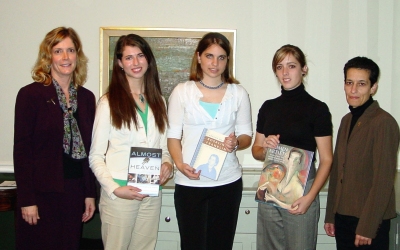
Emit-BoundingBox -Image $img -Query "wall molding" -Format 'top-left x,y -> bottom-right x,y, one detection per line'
0,161 -> 14,173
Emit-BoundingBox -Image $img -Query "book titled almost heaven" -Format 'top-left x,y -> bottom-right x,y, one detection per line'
128,147 -> 162,196
255,144 -> 313,210
190,128 -> 228,180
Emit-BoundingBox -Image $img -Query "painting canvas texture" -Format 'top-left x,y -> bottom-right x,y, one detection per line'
255,144 -> 313,210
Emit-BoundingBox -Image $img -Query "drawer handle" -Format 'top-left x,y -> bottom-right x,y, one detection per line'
165,216 -> 171,222
245,210 -> 250,215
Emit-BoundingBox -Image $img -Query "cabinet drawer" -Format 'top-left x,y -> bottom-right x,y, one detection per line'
159,206 -> 179,232
156,232 -> 180,250
236,206 -> 257,234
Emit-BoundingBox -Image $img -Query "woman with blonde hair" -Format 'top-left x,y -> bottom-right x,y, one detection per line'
252,44 -> 333,249
14,27 -> 96,250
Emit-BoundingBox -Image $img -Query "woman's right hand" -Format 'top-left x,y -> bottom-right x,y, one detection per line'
177,163 -> 200,180
21,205 -> 40,225
263,134 -> 280,149
113,186 -> 148,201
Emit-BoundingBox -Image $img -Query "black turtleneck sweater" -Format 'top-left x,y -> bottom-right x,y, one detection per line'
348,96 -> 374,138
256,84 -> 332,153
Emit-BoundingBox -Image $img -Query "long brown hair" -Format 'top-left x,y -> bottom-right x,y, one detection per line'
31,27 -> 88,87
189,32 -> 238,84
107,34 -> 168,132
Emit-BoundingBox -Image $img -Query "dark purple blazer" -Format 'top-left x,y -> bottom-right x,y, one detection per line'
13,82 -> 97,207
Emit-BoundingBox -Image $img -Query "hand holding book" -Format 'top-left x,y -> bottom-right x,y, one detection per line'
159,162 -> 174,184
113,186 -> 148,201
223,132 -> 239,152
255,143 -> 313,210
191,129 -> 228,180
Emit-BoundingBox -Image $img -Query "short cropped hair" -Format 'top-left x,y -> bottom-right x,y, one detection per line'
343,56 -> 380,85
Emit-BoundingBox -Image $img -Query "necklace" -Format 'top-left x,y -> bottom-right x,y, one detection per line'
132,92 -> 145,103
199,80 -> 224,89
139,93 -> 145,103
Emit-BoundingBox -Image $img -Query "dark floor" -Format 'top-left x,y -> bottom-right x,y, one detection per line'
80,238 -> 104,250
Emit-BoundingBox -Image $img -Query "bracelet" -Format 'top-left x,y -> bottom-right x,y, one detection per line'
233,139 -> 239,151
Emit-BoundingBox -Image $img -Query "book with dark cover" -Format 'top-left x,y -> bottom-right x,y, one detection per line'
128,147 -> 162,196
255,144 -> 313,209
190,128 -> 227,180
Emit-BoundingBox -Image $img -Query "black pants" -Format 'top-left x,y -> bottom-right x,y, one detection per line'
174,178 -> 243,250
335,213 -> 390,250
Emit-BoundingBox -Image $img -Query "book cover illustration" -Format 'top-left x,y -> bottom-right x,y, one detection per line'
255,144 -> 314,210
190,128 -> 228,180
128,147 -> 162,196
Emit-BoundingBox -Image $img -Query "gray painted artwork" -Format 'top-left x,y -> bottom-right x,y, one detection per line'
108,36 -> 200,101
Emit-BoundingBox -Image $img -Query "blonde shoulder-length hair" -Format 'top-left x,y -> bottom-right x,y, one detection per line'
31,27 -> 88,88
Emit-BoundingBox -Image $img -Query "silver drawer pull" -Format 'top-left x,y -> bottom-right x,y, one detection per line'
245,210 -> 250,215
165,217 -> 171,222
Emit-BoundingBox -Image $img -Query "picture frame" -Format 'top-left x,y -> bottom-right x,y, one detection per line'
99,27 -> 236,99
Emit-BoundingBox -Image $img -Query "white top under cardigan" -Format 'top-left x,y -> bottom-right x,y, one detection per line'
89,96 -> 172,199
167,81 -> 253,187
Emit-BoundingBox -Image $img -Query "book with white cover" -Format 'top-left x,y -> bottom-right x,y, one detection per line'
190,128 -> 227,180
128,147 -> 162,196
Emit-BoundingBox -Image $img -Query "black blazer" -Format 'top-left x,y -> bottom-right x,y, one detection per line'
13,82 -> 96,207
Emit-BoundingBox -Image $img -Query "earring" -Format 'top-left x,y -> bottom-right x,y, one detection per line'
121,67 -> 124,71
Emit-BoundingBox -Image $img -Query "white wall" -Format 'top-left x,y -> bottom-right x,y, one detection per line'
1,0 -> 399,171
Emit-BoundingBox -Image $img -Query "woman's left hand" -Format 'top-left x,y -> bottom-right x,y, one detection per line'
224,132 -> 238,153
160,162 -> 173,185
287,194 -> 314,215
82,197 -> 96,222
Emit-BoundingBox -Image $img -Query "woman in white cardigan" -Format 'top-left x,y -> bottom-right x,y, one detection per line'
89,34 -> 173,250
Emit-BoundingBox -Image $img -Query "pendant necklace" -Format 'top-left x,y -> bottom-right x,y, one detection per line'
199,80 -> 224,89
131,92 -> 145,103
139,93 -> 145,103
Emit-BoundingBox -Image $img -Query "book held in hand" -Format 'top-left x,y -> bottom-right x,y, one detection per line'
255,144 -> 313,210
128,147 -> 162,196
190,128 -> 228,180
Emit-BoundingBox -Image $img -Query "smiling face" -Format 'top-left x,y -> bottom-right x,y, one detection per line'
197,44 -> 228,81
344,68 -> 377,108
275,54 -> 307,90
50,37 -> 77,82
118,45 -> 148,83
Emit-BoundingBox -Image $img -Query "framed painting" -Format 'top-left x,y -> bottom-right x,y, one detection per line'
99,27 -> 236,99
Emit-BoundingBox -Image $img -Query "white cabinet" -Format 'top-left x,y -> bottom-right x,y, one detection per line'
156,171 -> 399,250
155,188 -> 258,250
156,190 -> 180,250
156,188 -> 336,250
317,193 -> 336,250
233,190 -> 258,250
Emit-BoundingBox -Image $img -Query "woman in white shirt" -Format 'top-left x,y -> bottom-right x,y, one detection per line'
89,34 -> 173,250
167,32 -> 253,250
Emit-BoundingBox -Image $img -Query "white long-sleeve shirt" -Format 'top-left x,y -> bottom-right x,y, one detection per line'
167,81 -> 253,187
89,96 -> 172,199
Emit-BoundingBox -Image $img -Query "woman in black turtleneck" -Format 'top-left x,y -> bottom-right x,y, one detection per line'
252,44 -> 333,250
